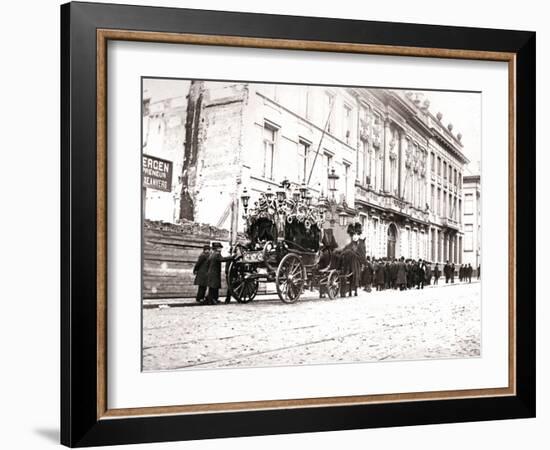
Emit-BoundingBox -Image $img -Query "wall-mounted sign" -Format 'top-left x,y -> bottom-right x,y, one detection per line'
142,154 -> 173,192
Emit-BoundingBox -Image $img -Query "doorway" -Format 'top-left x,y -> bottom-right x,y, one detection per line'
387,223 -> 397,259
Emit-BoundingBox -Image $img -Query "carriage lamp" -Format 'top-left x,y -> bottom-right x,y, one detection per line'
241,187 -> 250,213
265,185 -> 274,201
299,181 -> 308,200
276,187 -> 286,203
305,192 -> 313,206
328,167 -> 339,198
339,212 -> 348,227
292,190 -> 301,202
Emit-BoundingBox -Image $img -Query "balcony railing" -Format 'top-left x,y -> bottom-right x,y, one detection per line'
441,217 -> 460,230
355,185 -> 429,223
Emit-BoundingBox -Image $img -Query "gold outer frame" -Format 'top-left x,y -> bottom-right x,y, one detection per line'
96,29 -> 516,420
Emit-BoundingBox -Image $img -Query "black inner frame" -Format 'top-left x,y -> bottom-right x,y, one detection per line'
61,1 -> 536,447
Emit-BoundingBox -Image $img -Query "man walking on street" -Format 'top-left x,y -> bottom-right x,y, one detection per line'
444,261 -> 450,284
193,244 -> 210,303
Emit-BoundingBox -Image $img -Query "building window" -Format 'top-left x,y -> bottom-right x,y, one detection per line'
343,162 -> 350,200
262,123 -> 277,180
299,139 -> 310,183
324,152 -> 333,194
362,140 -> 369,185
431,184 -> 435,211
459,199 -> 462,223
464,193 -> 473,215
431,152 -> 435,172
464,224 -> 474,251
437,188 -> 441,215
437,157 -> 442,176
324,91 -> 334,134
443,161 -> 447,180
343,104 -> 353,145
443,192 -> 447,217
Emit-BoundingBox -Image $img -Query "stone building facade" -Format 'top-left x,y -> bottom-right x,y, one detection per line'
462,174 -> 481,269
142,80 -> 470,263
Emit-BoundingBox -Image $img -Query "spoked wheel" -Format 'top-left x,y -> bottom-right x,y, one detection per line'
275,253 -> 305,303
227,261 -> 259,303
326,270 -> 340,300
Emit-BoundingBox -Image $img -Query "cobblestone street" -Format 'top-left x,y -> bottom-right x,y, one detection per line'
142,282 -> 481,371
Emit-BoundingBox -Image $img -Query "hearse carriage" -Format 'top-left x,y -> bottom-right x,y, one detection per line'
226,184 -> 341,304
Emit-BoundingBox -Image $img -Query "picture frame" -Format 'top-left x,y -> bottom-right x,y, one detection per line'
60,1 -> 536,447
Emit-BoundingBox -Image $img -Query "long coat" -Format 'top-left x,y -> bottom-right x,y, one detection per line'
396,261 -> 407,285
193,251 -> 209,286
363,262 -> 373,285
375,263 -> 385,285
206,251 -> 229,289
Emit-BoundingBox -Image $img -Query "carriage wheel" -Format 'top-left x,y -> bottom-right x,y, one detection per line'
227,262 -> 259,303
275,253 -> 305,303
326,270 -> 340,300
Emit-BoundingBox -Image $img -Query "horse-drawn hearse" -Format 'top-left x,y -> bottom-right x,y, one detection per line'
226,184 -> 345,304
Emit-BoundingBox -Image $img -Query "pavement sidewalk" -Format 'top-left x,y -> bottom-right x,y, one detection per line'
143,279 -> 481,309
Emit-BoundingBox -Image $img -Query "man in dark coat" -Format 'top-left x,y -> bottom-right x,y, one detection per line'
444,261 -> 450,283
193,244 -> 210,302
417,259 -> 426,289
374,258 -> 385,291
206,242 -> 232,305
384,259 -> 391,290
341,223 -> 366,297
467,263 -> 473,283
425,262 -> 432,285
477,264 -> 481,280
363,256 -> 373,292
396,256 -> 407,290
433,263 -> 440,285
388,258 -> 397,289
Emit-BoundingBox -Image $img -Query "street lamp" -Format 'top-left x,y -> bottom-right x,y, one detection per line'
328,167 -> 339,200
241,187 -> 250,214
299,180 -> 308,200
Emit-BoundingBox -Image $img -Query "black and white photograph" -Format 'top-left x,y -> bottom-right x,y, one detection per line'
141,79 -> 482,372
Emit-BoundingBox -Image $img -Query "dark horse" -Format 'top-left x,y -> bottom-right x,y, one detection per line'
338,239 -> 366,297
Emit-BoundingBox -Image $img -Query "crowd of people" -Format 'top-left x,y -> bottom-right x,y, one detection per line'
192,222 -> 481,304
320,222 -> 480,298
357,257 -> 477,294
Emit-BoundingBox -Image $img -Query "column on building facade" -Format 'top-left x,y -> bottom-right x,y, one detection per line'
399,132 -> 407,199
383,118 -> 391,193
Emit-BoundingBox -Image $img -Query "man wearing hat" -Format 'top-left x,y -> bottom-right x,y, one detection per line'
193,244 -> 211,303
206,242 -> 232,305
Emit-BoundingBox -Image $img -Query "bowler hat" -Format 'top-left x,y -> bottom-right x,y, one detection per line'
212,242 -> 223,249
